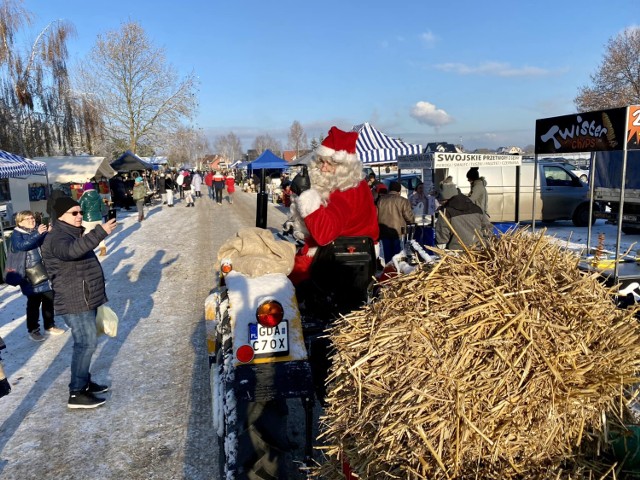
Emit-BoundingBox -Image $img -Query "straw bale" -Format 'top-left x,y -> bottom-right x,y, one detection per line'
314,228 -> 640,479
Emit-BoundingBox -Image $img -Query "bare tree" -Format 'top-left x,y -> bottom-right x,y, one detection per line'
252,133 -> 282,156
287,120 -> 308,157
76,21 -> 198,154
575,27 -> 640,112
166,127 -> 209,169
0,0 -> 88,156
214,132 -> 243,163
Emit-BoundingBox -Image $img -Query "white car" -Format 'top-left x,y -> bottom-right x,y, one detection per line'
564,163 -> 590,183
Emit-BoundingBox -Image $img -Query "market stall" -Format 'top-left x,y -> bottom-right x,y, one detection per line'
534,104 -> 640,286
353,122 -> 422,167
0,150 -> 48,276
110,150 -> 154,172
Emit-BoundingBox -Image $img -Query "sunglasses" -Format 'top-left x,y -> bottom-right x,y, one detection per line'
67,210 -> 84,216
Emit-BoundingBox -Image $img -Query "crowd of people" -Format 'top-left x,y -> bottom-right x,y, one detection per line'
3,129 -> 492,410
4,165 -> 244,409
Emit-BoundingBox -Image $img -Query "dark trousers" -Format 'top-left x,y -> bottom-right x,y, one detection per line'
215,188 -> 223,203
381,237 -> 402,263
26,290 -> 54,332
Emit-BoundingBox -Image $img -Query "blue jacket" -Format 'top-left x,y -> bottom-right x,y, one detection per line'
10,227 -> 52,296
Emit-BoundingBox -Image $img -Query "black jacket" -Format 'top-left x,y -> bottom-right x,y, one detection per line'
41,220 -> 109,315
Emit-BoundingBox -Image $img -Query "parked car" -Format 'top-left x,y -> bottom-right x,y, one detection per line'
437,162 -> 596,227
564,163 -> 590,183
381,175 -> 423,198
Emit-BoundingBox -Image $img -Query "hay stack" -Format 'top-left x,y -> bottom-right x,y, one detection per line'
316,228 -> 640,479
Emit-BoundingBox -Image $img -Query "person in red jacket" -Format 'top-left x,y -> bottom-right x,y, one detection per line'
288,126 -> 379,285
224,172 -> 236,204
204,170 -> 214,200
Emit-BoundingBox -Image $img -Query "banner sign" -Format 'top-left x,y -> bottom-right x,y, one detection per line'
534,107 -> 637,154
397,154 -> 433,169
432,152 -> 522,168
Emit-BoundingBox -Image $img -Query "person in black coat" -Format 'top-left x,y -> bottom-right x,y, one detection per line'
157,174 -> 167,204
41,197 -> 117,409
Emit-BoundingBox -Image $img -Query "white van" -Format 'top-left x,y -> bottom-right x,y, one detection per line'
434,162 -> 593,227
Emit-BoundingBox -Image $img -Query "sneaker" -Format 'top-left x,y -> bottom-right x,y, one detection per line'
29,330 -> 46,342
87,381 -> 109,394
68,390 -> 105,409
45,326 -> 65,335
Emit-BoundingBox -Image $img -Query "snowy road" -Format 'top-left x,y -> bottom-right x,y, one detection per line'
0,189 -> 289,480
3,187 -> 640,480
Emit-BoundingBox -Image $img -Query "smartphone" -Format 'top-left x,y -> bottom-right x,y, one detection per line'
42,217 -> 50,226
108,209 -> 117,221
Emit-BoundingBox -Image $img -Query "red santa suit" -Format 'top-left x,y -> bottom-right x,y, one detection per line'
289,126 -> 379,285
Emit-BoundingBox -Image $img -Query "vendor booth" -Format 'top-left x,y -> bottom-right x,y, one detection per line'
397,152 -> 523,246
354,122 -> 423,166
249,150 -> 289,228
0,150 -> 48,275
535,104 -> 640,286
8,155 -> 117,218
111,151 -> 154,172
290,123 -> 423,169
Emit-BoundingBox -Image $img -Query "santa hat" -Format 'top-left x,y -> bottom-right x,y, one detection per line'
315,126 -> 359,164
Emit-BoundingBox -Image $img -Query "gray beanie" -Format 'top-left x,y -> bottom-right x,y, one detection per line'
440,183 -> 459,200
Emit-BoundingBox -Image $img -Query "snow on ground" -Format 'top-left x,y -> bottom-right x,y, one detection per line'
0,190 -> 290,480
0,186 -> 638,480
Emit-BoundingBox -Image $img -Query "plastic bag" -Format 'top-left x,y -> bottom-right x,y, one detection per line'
96,304 -> 118,337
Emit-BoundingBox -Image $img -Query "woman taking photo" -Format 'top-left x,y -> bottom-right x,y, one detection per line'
10,211 -> 64,342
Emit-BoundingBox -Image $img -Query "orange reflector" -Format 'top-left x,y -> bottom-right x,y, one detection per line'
256,300 -> 284,328
221,262 -> 232,274
236,345 -> 254,363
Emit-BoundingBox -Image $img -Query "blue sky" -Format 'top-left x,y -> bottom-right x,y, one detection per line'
26,0 -> 639,151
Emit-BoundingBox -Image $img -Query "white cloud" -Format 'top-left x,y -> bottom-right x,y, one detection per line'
435,61 -> 554,77
410,101 -> 454,128
419,31 -> 437,48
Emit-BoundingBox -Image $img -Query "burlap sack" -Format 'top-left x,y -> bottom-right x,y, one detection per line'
217,227 -> 296,277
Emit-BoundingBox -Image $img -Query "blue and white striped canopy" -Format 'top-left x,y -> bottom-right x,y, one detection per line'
353,123 -> 423,165
0,149 -> 47,178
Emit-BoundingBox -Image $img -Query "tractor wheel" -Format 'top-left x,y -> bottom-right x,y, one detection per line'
234,399 -> 291,479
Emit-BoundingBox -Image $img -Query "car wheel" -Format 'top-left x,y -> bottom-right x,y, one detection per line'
572,203 -> 596,227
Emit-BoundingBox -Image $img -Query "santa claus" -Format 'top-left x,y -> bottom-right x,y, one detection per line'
289,126 -> 379,285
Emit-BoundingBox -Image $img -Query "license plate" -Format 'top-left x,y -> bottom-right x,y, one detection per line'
248,321 -> 289,356
623,215 -> 638,222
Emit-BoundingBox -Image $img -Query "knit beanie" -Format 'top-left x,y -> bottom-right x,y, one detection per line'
53,196 -> 80,217
83,182 -> 95,191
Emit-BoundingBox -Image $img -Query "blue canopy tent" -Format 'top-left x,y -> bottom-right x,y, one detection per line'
248,149 -> 289,170
250,150 -> 289,228
353,122 -> 423,165
0,149 -> 49,256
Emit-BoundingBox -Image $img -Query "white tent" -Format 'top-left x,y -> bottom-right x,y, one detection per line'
34,155 -> 116,184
